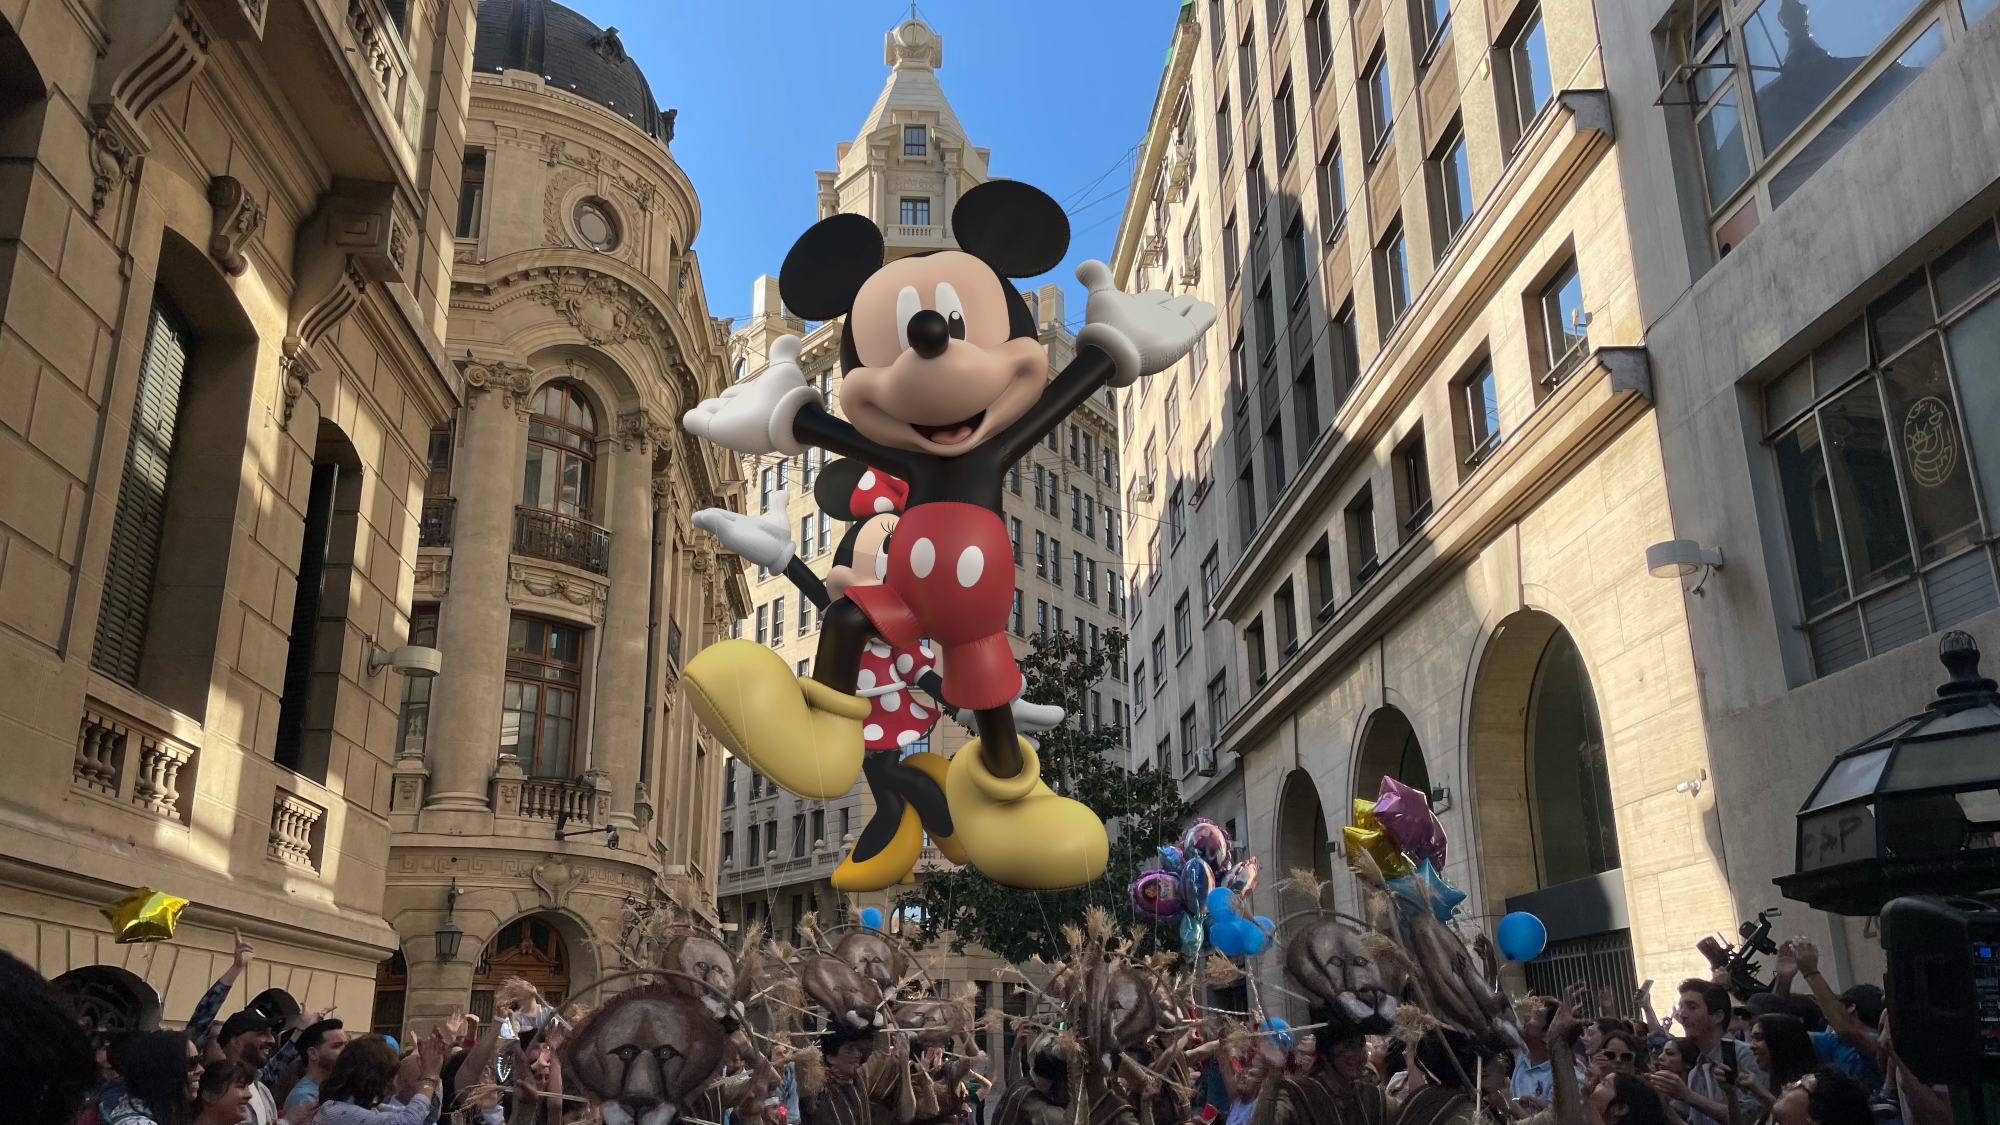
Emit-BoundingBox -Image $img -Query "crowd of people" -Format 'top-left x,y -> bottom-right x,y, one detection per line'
0,924 -> 1963,1125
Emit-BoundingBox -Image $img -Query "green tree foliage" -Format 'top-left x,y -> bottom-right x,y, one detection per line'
894,628 -> 1194,964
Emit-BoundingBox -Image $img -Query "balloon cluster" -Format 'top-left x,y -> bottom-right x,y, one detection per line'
1342,777 -> 1466,923
1128,819 -> 1274,957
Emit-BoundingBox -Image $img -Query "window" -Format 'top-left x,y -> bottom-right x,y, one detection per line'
746,823 -> 761,866
523,383 -> 597,519
1134,664 -> 1149,715
1051,538 -> 1063,584
900,198 -> 931,227
1156,735 -> 1172,772
793,813 -> 808,858
755,603 -> 768,644
1274,76 -> 1298,165
1204,669 -> 1232,737
1166,380 -> 1182,435
1072,485 -> 1084,530
1011,590 -> 1024,635
1239,22 -> 1259,99
771,597 -> 786,643
1054,607 -> 1065,635
1046,429 -> 1059,452
811,808 -> 825,847
1537,257 -> 1588,388
1362,46 -> 1393,157
1106,503 -> 1122,552
800,513 -> 815,559
1376,219 -> 1412,335
1146,530 -> 1160,588
1332,300 -> 1361,407
1193,429 -> 1215,497
1264,415 -> 1287,498
1237,463 -> 1259,543
1505,7 -> 1554,141
1275,579 -> 1299,656
1347,486 -> 1379,585
1011,517 -> 1023,564
903,125 -> 927,156
1210,0 -> 1227,57
1035,531 -> 1048,578
1306,0 -> 1335,86
1090,689 -> 1103,730
1223,212 -> 1241,291
818,513 -> 831,554
1180,707 -> 1200,774
1038,600 -> 1049,637
574,198 -> 619,252
1008,462 -> 1022,494
503,616 -> 584,778
1246,615 -> 1268,685
721,829 -> 734,866
1413,0 -> 1450,55
1316,137 -> 1346,239
1169,484 -> 1187,544
1088,560 -> 1099,603
1254,277 -> 1277,363
1766,219 -> 2000,679
798,596 -> 812,637
1294,361 -> 1322,450
1216,94 -> 1234,172
1429,122 -> 1473,255
456,150 -> 486,238
1249,149 -> 1270,231
1174,592 -> 1193,656
1074,551 -> 1086,596
1083,434 -> 1095,475
1152,631 -> 1168,689
724,760 -> 737,806
1084,495 -> 1097,539
1283,215 -> 1310,305
395,605 -> 440,759
1200,546 -> 1221,606
1306,535 -> 1336,621
1463,361 -> 1502,464
1397,430 -> 1433,529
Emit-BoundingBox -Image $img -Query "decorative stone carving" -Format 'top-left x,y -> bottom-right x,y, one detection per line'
531,856 -> 584,906
347,0 -> 395,95
413,554 -> 451,597
206,176 -> 265,276
461,359 -> 534,413
616,409 -> 652,452
589,26 -> 626,63
529,267 -> 659,348
89,0 -> 212,172
508,562 -> 609,620
281,180 -> 404,424
89,127 -> 136,218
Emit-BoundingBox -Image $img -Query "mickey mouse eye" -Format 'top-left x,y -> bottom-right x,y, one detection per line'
875,535 -> 891,581
895,286 -> 922,351
935,283 -> 967,340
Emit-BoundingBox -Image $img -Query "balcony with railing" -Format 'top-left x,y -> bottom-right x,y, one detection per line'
518,775 -> 601,822
513,507 -> 611,575
72,687 -> 197,825
420,497 -> 455,547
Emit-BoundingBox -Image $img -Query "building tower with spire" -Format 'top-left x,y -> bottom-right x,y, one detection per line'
718,13 -> 1126,1031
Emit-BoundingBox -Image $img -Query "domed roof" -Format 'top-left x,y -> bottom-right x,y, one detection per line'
472,0 -> 671,142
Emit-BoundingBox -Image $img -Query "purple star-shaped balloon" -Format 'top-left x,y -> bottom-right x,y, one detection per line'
1374,775 -> 1446,867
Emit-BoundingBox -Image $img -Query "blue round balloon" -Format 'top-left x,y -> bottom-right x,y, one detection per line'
1262,1017 -> 1293,1052
1496,911 -> 1547,962
860,905 -> 885,931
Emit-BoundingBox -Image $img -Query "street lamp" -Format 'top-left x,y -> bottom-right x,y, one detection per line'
434,878 -> 463,963
1775,630 -> 2000,916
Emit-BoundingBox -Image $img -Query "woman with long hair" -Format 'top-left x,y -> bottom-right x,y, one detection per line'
1739,1015 -> 1816,1123
1588,1072 -> 1671,1125
192,1061 -> 256,1125
106,1032 -> 201,1125
314,1035 -> 443,1125
1593,1030 -> 1648,1080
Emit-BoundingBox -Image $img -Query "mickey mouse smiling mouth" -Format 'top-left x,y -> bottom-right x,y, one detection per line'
833,249 -> 1052,456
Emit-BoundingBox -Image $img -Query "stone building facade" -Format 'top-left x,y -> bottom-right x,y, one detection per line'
0,0 -> 477,1033
715,15 -> 1121,1045
1115,0 -> 2000,1008
374,0 -> 745,1037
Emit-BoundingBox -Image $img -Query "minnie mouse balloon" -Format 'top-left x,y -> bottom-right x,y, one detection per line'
1180,820 -> 1232,871
1180,856 -> 1217,913
1374,776 -> 1447,868
1226,855 -> 1260,896
1130,870 -> 1185,920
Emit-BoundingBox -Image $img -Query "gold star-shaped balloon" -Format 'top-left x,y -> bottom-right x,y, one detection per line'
102,887 -> 188,943
1344,799 -> 1414,880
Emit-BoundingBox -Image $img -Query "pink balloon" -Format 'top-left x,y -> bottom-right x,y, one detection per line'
1374,776 -> 1446,867
1130,870 -> 1184,920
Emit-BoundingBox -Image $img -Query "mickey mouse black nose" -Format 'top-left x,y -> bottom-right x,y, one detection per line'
906,309 -> 950,359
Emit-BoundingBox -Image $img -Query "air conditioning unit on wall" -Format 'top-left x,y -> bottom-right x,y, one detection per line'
1196,745 -> 1219,777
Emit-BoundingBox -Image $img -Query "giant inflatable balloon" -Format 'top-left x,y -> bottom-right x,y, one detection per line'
679,179 -> 1214,891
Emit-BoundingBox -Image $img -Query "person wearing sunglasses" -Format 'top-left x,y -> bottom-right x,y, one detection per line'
1594,1031 -> 1647,1080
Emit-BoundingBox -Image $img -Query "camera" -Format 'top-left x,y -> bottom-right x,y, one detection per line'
1700,907 -> 1781,998
1881,894 -> 2000,1087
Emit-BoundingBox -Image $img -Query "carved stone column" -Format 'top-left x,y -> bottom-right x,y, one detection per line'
420,361 -> 529,830
590,411 -> 661,829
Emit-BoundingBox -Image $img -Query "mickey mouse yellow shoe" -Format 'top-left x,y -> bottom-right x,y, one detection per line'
681,640 -> 867,799
944,738 -> 1108,891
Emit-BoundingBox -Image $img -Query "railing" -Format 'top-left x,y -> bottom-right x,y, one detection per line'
513,507 -> 611,575
269,790 -> 324,869
420,497 -> 455,547
893,225 -> 938,239
74,700 -> 195,822
1138,233 -> 1167,269
518,775 -> 598,822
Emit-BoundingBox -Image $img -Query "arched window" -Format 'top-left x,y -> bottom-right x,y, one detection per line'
523,383 -> 596,519
1526,629 -> 1619,885
1355,706 -> 1431,805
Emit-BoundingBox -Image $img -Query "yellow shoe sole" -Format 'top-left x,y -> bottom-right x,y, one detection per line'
681,640 -> 867,800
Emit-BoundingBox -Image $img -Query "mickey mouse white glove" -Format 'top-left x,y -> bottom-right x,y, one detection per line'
1074,259 -> 1220,388
953,698 -> 1066,735
692,504 -> 795,571
682,335 -> 823,456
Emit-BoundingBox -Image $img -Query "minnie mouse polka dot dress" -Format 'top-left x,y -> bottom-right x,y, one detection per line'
856,638 -> 939,750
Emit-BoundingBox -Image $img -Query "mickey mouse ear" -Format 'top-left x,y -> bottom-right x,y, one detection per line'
952,181 -> 1069,278
780,214 -> 886,320
813,458 -> 873,520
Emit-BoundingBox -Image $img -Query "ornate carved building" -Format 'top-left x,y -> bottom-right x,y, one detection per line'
375,0 -> 745,1035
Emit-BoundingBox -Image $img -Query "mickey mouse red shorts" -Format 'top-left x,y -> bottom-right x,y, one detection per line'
844,502 -> 1022,712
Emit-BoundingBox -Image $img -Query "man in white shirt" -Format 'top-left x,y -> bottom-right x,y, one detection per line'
1647,979 -> 1766,1125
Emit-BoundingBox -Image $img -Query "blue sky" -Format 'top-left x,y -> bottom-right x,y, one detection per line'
586,0 -> 1186,328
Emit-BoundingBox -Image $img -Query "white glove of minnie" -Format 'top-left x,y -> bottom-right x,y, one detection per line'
1074,259 -> 1219,388
692,503 -> 795,571
953,698 -> 1066,735
682,335 -> 823,456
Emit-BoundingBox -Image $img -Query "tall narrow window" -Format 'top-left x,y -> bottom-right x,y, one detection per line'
1413,0 -> 1450,55
1332,301 -> 1361,406
1174,592 -> 1193,655
1239,23 -> 1259,99
1429,122 -> 1473,255
1463,361 -> 1501,464
1398,430 -> 1433,529
1294,360 -> 1321,450
1316,138 -> 1346,239
1169,484 -> 1187,545
1216,94 -> 1234,171
1306,535 -> 1335,619
1237,463 -> 1259,543
1376,219 -> 1411,335
903,125 -> 927,156
1507,7 -> 1554,140
1538,258 -> 1588,387
1363,46 -> 1393,157
1255,277 -> 1277,363
1180,707 -> 1200,774
1264,415 -> 1287,498
1347,486 -> 1379,584
1274,579 -> 1298,656
456,150 -> 486,239
1246,615 -> 1268,685
1210,0 -> 1227,57
274,456 -> 344,777
93,296 -> 192,687
1274,76 -> 1298,165
523,383 -> 597,518
1223,212 -> 1242,292
1306,0 -> 1334,86
395,605 -> 441,759
503,616 -> 584,778
1283,216 -> 1309,306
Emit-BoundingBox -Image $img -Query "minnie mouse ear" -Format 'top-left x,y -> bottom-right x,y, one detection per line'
780,214 -> 886,320
813,458 -> 873,520
952,180 -> 1069,278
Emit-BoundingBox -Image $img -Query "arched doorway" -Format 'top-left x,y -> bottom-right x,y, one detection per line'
471,914 -> 571,1021
52,965 -> 163,1042
1468,611 -> 1634,1011
1355,706 -> 1431,805
372,950 -> 407,1037
1273,769 -> 1332,1024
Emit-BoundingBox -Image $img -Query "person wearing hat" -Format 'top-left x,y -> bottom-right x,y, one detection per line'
285,1019 -> 350,1110
218,1009 -> 284,1125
